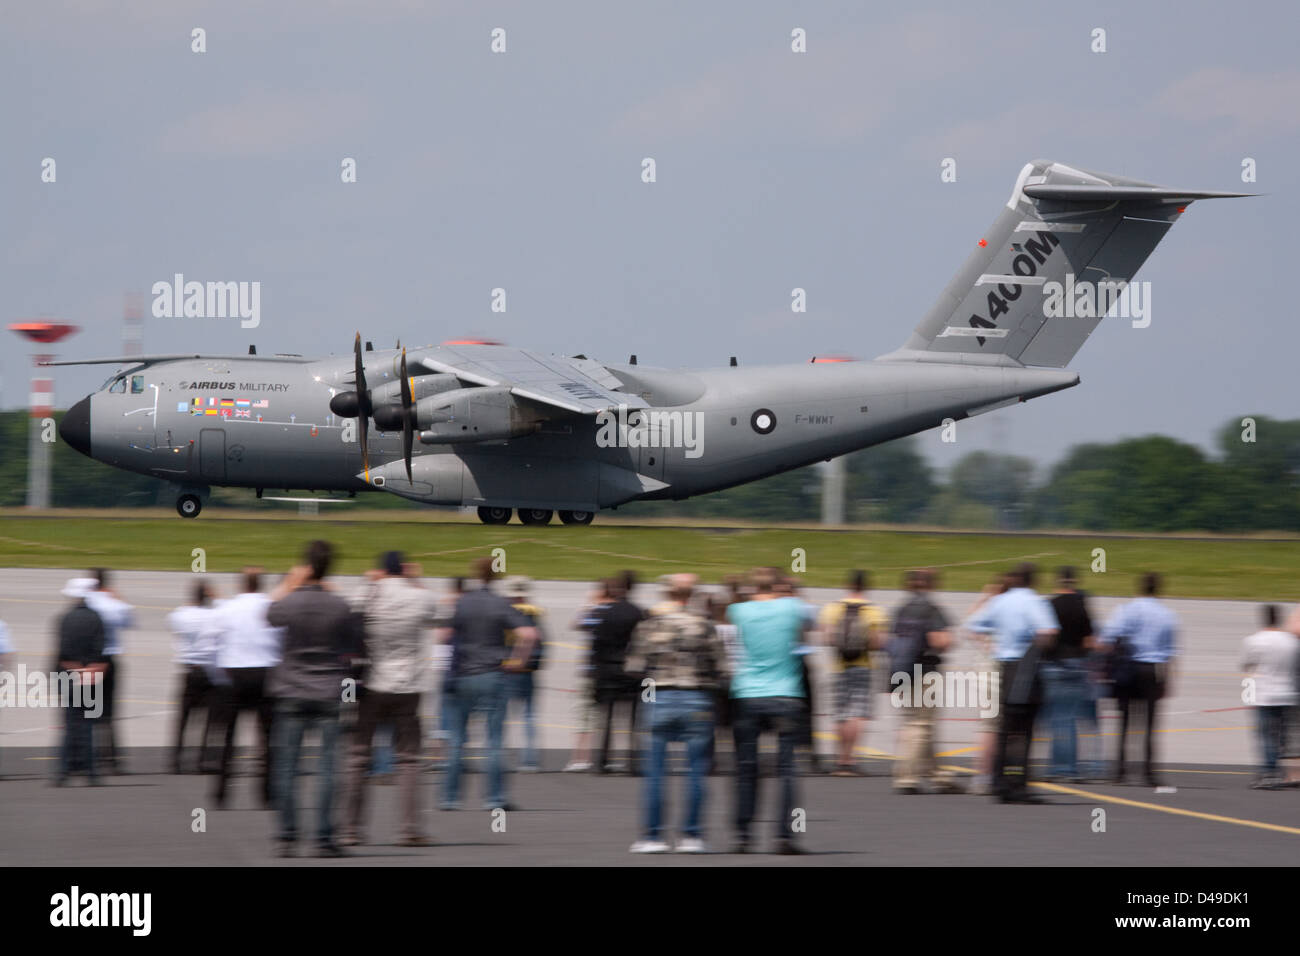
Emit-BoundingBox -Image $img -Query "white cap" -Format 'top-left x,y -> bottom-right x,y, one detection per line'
61,577 -> 98,600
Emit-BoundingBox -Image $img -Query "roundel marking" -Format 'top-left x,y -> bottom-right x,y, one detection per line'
750,409 -> 776,435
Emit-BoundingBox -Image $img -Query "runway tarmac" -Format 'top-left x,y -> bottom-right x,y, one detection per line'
0,568 -> 1293,865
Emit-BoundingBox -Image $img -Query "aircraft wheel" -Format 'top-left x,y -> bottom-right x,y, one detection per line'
177,494 -> 202,519
477,506 -> 513,525
558,510 -> 594,526
518,508 -> 554,526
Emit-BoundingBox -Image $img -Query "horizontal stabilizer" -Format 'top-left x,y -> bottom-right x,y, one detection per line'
1023,184 -> 1254,202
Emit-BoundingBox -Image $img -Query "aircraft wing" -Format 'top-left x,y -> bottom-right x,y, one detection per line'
417,345 -> 648,414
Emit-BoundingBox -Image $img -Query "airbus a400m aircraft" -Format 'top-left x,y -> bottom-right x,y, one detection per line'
55,160 -> 1247,523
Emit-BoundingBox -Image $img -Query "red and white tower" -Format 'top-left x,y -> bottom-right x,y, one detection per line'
8,321 -> 79,509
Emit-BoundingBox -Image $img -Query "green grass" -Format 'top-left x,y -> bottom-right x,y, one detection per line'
1,510 -> 1297,600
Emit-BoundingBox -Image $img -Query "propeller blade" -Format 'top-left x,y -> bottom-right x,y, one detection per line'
353,333 -> 371,417
353,333 -> 372,478
400,349 -> 413,482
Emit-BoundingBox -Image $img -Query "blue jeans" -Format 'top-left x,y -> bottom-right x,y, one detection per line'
733,696 -> 803,843
643,690 -> 714,840
1042,660 -> 1095,778
370,723 -> 395,776
1257,706 -> 1291,775
443,671 -> 508,807
272,697 -> 341,845
506,671 -> 538,768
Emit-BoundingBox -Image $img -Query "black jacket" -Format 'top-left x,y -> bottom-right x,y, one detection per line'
54,602 -> 106,673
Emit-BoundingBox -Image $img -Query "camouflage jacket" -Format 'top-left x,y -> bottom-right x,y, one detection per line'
625,604 -> 730,692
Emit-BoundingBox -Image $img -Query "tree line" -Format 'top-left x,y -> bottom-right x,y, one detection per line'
3,411 -> 1295,532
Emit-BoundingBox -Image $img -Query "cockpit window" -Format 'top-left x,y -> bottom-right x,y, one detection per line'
131,375 -> 145,394
109,376 -> 127,394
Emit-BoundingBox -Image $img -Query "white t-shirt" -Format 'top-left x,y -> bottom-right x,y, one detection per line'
211,592 -> 284,669
86,590 -> 134,656
1242,629 -> 1300,707
168,605 -> 218,668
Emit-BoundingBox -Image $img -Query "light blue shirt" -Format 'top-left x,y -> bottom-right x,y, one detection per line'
0,620 -> 11,655
966,588 -> 1059,662
87,590 -> 134,657
1101,597 -> 1177,663
727,597 -> 808,699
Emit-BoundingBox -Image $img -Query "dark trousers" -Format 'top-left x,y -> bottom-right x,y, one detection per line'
173,665 -> 218,772
60,703 -> 99,782
733,696 -> 803,844
1257,706 -> 1292,776
597,681 -> 641,773
213,667 -> 273,804
799,658 -> 816,756
1116,662 -> 1164,780
994,658 -> 1041,797
95,655 -> 121,766
343,690 -> 423,840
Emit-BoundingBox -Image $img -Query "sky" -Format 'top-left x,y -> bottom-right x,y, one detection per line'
3,0 -> 1295,478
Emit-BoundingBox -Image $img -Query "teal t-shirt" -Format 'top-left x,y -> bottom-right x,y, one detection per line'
727,597 -> 808,699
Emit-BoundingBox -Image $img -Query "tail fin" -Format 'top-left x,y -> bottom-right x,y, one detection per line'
886,160 -> 1251,368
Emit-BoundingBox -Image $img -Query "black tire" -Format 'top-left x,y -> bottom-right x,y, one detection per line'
518,508 -> 554,526
477,506 -> 513,525
558,510 -> 594,525
177,494 -> 202,519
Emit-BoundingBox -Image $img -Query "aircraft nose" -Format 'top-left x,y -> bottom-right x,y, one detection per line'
60,396 -> 92,456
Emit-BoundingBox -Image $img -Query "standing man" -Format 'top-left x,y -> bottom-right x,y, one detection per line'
1242,604 -> 1300,788
438,558 -> 537,811
1042,567 -> 1097,782
889,569 -> 959,794
966,563 -> 1059,803
563,579 -> 610,773
625,573 -> 730,854
592,575 -> 646,774
209,568 -> 283,809
0,617 -> 12,676
53,578 -> 107,786
727,567 -> 809,854
266,542 -> 360,857
427,577 -> 463,769
86,569 -> 133,773
0,616 -> 12,776
168,580 -> 221,774
1100,572 -> 1178,787
817,569 -> 886,776
503,576 -> 546,773
340,552 -> 440,846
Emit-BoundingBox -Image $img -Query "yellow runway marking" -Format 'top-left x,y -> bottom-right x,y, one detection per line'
1027,780 -> 1300,836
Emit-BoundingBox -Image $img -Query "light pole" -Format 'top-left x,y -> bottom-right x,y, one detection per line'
8,321 -> 79,509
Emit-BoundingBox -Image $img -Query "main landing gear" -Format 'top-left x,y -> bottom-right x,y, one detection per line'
475,507 -> 596,525
177,493 -> 203,518
477,506 -> 513,525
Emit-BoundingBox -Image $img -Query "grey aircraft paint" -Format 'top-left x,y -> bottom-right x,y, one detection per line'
53,160 -> 1249,523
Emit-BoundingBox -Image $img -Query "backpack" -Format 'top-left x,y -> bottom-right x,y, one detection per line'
1105,634 -> 1137,694
888,600 -> 937,677
836,602 -> 870,663
514,604 -> 546,672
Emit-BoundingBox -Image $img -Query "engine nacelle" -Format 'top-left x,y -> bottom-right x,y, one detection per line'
330,373 -> 461,424
368,373 -> 460,408
417,386 -> 543,444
